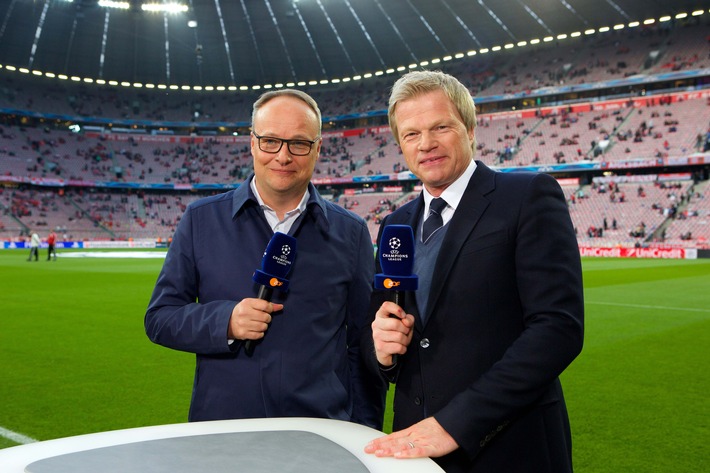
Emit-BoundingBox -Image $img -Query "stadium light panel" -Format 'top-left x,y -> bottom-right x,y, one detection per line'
397,66 -> 406,70
96,79 -> 106,84
480,48 -> 490,53
121,81 -> 131,86
45,72 -> 56,78
19,68 -> 29,73
431,58 -> 440,64
252,85 -> 262,90
353,75 -> 362,80
180,85 -> 190,90
491,46 -> 501,51
84,78 -> 94,83
466,50 -> 476,56
598,26 -> 610,32
516,41 -> 527,46
193,85 -> 202,90
420,60 -> 430,66
530,39 -> 540,44
146,84 -> 155,88
32,70 -> 42,76
109,80 -> 118,85
386,68 -> 395,74
262,85 -> 272,89
308,80 -> 317,85
58,74 -> 68,80
455,53 -> 464,58
543,36 -> 553,42
320,79 -> 329,83
659,16 -> 671,22
297,81 -> 307,85
374,71 -> 383,76
613,24 -> 624,30
691,10 -> 704,16
71,76 -> 81,82
216,86 -> 225,90
643,18 -> 655,24
628,22 -> 640,27
674,13 -> 687,19
331,79 -> 340,83
341,78 -> 350,82
98,1 -> 130,10
408,63 -> 417,68
274,83 -> 284,88
142,3 -> 188,13
169,85 -> 178,90
363,73 -> 373,78
570,32 -> 581,37
443,55 -> 452,61
585,29 -> 595,35
557,34 -> 568,39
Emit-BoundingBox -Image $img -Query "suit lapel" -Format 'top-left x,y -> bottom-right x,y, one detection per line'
423,161 -> 496,326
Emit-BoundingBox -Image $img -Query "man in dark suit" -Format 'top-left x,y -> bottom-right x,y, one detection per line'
363,70 -> 584,472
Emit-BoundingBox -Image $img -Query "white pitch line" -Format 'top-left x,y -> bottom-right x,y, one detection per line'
0,426 -> 38,444
587,301 -> 710,314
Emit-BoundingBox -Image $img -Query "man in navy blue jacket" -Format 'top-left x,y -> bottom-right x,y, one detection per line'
145,89 -> 385,429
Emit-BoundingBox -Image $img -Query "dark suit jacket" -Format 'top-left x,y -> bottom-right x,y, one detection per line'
365,161 -> 584,472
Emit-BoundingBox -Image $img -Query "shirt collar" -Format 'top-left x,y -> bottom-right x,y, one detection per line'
231,174 -> 329,231
422,158 -> 477,215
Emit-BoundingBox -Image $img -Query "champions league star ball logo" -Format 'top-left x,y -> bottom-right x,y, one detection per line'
388,237 -> 401,252
281,244 -> 291,257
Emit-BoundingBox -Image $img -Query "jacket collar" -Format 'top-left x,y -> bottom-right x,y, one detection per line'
231,174 -> 330,234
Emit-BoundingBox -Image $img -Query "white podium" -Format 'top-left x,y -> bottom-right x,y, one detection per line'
0,418 -> 443,473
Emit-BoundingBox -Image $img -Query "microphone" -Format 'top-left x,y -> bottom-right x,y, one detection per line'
374,225 -> 418,308
245,232 -> 297,356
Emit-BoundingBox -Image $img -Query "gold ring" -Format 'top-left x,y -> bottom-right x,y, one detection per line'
407,441 -> 415,449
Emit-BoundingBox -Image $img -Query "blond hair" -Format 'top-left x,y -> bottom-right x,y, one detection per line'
388,70 -> 477,151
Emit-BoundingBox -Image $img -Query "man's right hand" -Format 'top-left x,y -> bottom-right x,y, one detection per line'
228,298 -> 283,341
372,301 -> 415,366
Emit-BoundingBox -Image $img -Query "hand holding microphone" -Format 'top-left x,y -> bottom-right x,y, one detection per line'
372,225 -> 418,366
241,232 -> 297,356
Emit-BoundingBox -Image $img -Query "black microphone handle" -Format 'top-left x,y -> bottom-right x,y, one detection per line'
392,290 -> 404,308
389,290 -> 406,365
244,285 -> 274,356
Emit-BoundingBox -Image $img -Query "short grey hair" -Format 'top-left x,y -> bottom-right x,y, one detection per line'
251,89 -> 322,135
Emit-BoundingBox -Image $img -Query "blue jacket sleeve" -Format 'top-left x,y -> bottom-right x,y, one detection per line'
144,206 -> 236,355
347,221 -> 387,430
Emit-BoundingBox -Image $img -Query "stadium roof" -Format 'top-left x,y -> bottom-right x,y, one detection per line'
0,0 -> 707,89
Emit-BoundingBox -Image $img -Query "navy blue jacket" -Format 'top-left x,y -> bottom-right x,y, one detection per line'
146,176 -> 385,429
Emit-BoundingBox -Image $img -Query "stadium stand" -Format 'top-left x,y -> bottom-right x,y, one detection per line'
1,19 -> 708,249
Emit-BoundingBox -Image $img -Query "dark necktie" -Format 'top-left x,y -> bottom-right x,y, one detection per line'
422,197 -> 447,243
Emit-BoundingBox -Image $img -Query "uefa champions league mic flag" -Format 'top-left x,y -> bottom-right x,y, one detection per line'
252,232 -> 297,292
375,225 -> 418,305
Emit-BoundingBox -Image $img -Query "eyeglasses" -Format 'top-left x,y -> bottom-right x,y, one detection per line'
252,132 -> 320,156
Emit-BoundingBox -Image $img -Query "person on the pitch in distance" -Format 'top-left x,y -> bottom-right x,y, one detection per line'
363,70 -> 584,472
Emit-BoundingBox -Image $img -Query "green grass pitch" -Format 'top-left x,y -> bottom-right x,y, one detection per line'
1,250 -> 708,472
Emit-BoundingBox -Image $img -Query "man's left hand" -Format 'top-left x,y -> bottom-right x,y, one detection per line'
364,417 -> 459,459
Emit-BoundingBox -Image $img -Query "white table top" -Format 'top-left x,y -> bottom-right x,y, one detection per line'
0,418 -> 443,473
